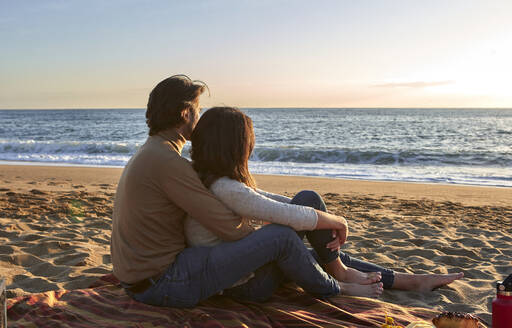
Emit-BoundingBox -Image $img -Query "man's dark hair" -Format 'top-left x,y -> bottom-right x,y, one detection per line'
146,75 -> 207,135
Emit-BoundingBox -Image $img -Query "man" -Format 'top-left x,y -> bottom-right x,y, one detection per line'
111,75 -> 462,307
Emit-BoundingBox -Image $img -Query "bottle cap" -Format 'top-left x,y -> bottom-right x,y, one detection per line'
497,273 -> 512,295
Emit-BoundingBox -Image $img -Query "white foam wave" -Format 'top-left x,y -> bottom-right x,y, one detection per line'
248,161 -> 512,187
0,153 -> 131,166
0,139 -> 140,155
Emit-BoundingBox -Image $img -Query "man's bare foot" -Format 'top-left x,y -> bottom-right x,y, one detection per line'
323,259 -> 381,284
339,281 -> 383,298
343,268 -> 381,285
393,272 -> 464,291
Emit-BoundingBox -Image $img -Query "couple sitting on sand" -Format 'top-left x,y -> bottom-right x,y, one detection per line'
110,75 -> 463,308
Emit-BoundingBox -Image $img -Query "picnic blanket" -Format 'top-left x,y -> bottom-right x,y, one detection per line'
7,274 -> 439,327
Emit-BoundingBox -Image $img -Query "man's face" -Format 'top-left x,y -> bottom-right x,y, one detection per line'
182,102 -> 201,140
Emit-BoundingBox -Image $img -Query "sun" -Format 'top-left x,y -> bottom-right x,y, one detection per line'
427,34 -> 512,106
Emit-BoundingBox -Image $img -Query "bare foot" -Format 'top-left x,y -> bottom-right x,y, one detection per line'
323,258 -> 381,284
418,272 -> 464,291
343,268 -> 381,285
393,272 -> 464,291
339,282 -> 383,298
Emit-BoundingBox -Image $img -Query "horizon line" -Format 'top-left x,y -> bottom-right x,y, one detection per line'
1,106 -> 512,110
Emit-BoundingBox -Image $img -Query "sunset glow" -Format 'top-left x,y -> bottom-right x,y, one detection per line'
1,1 -> 511,109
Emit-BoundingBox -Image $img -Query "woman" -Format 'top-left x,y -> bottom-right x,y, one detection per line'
185,106 -> 464,302
186,107 -> 386,298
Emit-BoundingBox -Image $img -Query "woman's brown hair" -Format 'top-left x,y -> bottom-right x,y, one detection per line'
191,107 -> 256,189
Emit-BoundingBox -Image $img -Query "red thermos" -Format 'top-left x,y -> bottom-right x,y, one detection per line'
493,273 -> 512,328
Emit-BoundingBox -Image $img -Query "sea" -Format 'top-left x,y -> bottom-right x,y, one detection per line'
1,108 -> 511,187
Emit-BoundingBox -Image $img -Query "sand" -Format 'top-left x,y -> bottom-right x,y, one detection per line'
1,164 -> 511,325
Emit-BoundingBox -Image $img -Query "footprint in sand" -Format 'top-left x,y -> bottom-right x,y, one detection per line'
439,246 -> 481,260
90,236 -> 110,245
85,221 -> 111,229
102,254 -> 112,264
495,264 -> 512,275
8,253 -> 45,266
27,223 -> 51,232
0,230 -> 20,239
53,252 -> 89,266
22,240 -> 78,257
463,268 -> 495,280
29,189 -> 46,195
480,246 -> 501,255
10,274 -> 59,293
87,196 -> 107,202
387,240 -> 415,247
62,276 -> 100,291
453,237 -> 489,248
379,230 -> 411,239
394,248 -> 440,259
29,261 -> 70,277
20,234 -> 45,242
83,267 -> 111,274
53,232 -> 79,239
47,181 -> 66,186
0,245 -> 14,254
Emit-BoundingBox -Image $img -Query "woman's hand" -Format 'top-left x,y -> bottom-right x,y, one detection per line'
314,210 -> 349,249
326,228 -> 348,251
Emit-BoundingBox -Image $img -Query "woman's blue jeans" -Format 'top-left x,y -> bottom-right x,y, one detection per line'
291,190 -> 394,288
128,190 -> 394,307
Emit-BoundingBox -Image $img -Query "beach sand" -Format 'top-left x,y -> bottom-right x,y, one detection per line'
1,164 -> 511,325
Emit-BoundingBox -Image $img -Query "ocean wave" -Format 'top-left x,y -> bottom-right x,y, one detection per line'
251,147 -> 512,167
1,139 -> 511,168
0,139 -> 140,155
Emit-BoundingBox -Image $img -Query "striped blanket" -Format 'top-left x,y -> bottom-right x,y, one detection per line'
7,274 -> 438,327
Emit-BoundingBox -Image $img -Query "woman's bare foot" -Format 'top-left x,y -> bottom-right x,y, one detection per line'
392,272 -> 464,291
343,268 -> 381,285
339,281 -> 383,298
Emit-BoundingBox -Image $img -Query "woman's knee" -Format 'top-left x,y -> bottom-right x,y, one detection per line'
291,190 -> 325,211
306,230 -> 339,264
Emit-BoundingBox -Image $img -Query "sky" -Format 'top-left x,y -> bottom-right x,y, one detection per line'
1,0 -> 511,109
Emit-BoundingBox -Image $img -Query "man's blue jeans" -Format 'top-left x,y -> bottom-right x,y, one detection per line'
128,190 -> 394,307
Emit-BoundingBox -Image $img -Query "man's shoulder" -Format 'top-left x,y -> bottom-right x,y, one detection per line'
128,137 -> 192,174
144,137 -> 189,162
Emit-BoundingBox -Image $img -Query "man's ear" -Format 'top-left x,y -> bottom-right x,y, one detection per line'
180,107 -> 191,123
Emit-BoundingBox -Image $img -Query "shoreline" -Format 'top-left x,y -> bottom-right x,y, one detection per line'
1,161 -> 511,193
1,164 -> 511,325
